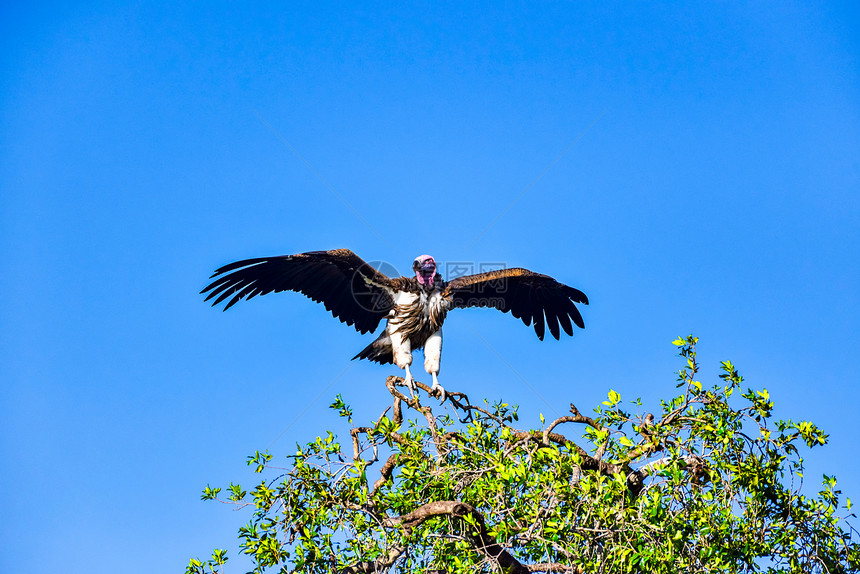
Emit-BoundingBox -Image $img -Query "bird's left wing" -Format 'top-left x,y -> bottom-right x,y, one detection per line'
442,268 -> 588,340
201,248 -> 395,334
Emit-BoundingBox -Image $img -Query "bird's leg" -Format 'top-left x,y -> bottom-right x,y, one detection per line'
430,371 -> 446,401
423,329 -> 445,400
403,364 -> 418,398
389,327 -> 417,397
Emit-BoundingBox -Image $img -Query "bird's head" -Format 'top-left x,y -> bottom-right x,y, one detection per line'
413,254 -> 437,286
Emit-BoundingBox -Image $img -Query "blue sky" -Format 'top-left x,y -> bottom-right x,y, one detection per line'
2,2 -> 858,572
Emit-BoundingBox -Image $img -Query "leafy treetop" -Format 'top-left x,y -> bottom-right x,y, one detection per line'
188,336 -> 860,573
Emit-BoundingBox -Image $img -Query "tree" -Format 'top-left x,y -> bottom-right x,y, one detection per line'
187,337 -> 860,573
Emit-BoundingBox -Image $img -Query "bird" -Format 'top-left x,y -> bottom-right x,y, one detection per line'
201,249 -> 588,399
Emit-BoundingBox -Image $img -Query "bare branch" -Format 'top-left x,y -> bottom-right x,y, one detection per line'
568,403 -> 605,431
372,453 -> 399,493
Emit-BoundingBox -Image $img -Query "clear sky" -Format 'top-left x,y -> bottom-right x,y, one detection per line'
2,2 -> 858,572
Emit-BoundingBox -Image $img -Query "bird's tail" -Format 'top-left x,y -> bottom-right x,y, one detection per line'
353,332 -> 394,364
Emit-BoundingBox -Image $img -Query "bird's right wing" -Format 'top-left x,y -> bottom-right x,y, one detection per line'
201,248 -> 395,334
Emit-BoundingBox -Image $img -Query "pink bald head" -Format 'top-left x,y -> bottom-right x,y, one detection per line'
413,254 -> 437,286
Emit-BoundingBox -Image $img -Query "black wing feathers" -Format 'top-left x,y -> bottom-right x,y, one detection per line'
201,249 -> 394,334
443,268 -> 588,341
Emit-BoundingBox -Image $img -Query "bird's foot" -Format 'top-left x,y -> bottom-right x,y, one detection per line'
402,368 -> 418,398
430,373 -> 446,402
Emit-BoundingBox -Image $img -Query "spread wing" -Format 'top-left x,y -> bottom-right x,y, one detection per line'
442,268 -> 588,341
201,248 -> 395,334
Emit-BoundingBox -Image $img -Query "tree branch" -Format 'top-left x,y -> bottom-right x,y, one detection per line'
382,500 -> 577,573
626,454 -> 705,496
525,563 -> 583,573
510,429 -> 620,475
339,543 -> 407,573
372,453 -> 398,493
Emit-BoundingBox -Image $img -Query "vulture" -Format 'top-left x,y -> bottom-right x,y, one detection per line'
202,249 -> 588,399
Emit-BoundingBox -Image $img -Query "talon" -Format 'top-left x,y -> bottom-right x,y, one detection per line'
403,365 -> 417,398
404,376 -> 417,398
431,373 -> 446,402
